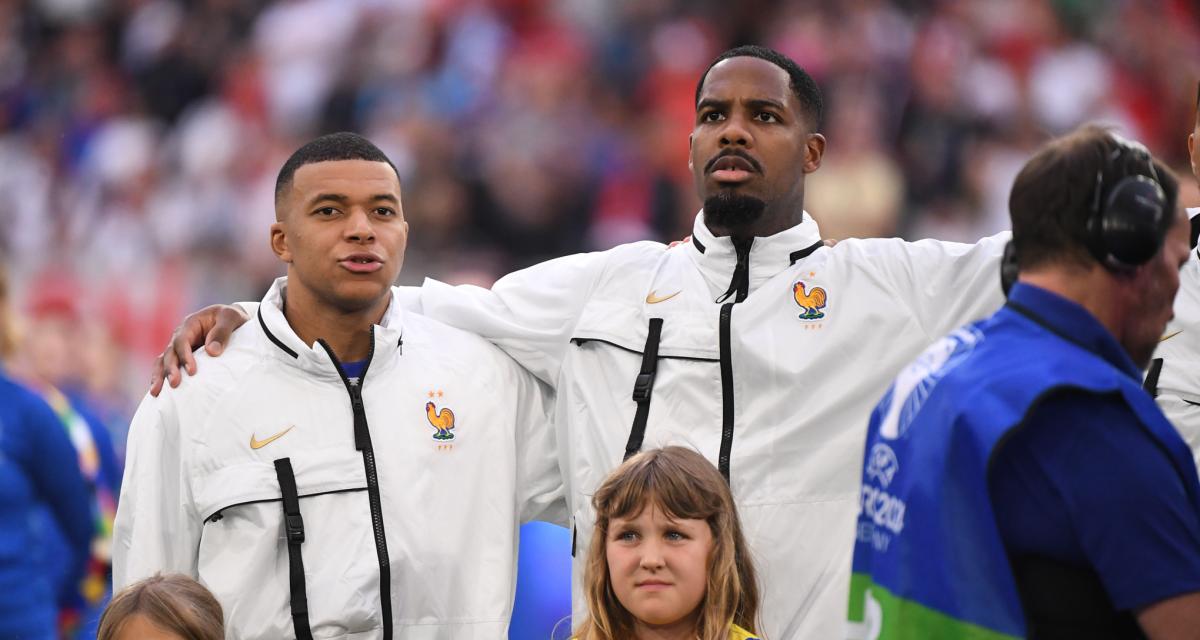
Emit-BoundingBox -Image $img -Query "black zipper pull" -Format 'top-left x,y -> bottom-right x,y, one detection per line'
349,383 -> 369,451
716,236 -> 753,303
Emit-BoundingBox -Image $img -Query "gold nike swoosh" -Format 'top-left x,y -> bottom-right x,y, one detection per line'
250,426 -> 294,450
646,290 -> 681,304
1160,330 -> 1183,343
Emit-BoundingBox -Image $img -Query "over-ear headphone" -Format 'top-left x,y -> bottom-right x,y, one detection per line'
1084,135 -> 1169,270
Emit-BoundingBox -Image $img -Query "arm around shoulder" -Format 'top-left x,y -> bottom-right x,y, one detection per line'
415,250 -> 612,384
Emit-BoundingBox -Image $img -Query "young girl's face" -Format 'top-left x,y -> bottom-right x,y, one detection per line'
606,503 -> 714,634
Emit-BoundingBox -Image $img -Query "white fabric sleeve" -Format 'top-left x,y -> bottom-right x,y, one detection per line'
510,360 -> 568,527
881,231 -> 1010,341
112,393 -> 200,589
1156,395 -> 1200,470
232,301 -> 259,317
407,251 -> 608,385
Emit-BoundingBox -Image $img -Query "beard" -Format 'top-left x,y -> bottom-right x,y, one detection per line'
704,192 -> 767,230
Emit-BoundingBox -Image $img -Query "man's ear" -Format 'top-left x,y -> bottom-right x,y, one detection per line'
687,133 -> 694,172
1189,132 -> 1197,179
803,133 -> 826,174
270,221 -> 291,263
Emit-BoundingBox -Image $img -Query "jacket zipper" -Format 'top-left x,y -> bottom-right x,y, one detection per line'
717,236 -> 752,480
320,330 -> 393,639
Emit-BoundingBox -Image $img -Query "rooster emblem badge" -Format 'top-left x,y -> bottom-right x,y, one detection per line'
425,401 -> 456,441
793,281 -> 828,320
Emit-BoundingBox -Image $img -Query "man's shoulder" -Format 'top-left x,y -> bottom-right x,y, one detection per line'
157,327 -> 270,408
0,374 -> 57,430
834,232 -> 1008,261
597,239 -> 673,270
401,313 -> 529,375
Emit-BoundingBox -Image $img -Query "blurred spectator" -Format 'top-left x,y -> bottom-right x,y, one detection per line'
0,260 -> 93,638
9,274 -> 122,638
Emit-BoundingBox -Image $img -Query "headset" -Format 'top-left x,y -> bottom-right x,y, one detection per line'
1084,135 -> 1170,270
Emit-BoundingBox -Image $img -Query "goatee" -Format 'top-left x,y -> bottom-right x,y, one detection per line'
704,192 -> 767,230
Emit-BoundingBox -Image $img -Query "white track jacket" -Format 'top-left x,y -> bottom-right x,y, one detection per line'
404,212 -> 1007,639
1150,207 -> 1200,468
113,278 -> 565,640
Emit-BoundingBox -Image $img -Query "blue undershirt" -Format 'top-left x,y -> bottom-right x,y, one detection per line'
341,359 -> 368,381
989,284 -> 1200,611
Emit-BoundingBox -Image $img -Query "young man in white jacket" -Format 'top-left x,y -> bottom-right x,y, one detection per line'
152,47 -> 1007,639
115,133 -> 565,639
1146,82 -> 1200,466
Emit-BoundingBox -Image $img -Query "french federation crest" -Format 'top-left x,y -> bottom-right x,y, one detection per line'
425,391 -> 455,442
793,280 -> 828,320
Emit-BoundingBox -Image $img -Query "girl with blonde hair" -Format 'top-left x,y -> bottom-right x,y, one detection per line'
573,446 -> 761,640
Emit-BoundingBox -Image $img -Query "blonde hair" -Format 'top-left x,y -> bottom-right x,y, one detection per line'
97,574 -> 224,640
574,446 -> 760,640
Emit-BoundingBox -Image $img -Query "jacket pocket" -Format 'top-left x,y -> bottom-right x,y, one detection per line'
195,450 -> 380,639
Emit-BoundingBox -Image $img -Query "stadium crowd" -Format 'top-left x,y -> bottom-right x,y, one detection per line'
1,0 -> 1199,435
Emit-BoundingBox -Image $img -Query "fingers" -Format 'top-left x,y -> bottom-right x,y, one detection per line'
150,352 -> 166,397
166,331 -> 190,389
204,306 -> 248,356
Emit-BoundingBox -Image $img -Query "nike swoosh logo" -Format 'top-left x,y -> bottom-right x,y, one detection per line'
250,426 -> 294,450
646,290 -> 681,304
1160,330 -> 1183,343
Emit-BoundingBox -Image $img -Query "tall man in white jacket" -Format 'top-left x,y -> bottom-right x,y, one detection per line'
152,46 -> 1007,639
115,133 -> 564,639
1147,81 -> 1200,465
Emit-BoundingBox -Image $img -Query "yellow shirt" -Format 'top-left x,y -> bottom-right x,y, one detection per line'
729,624 -> 760,640
572,625 -> 759,640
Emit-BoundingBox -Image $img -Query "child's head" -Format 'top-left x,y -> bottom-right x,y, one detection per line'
97,574 -> 224,640
576,446 -> 759,640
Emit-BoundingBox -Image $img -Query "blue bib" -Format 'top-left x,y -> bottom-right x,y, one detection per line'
847,303 -> 1200,639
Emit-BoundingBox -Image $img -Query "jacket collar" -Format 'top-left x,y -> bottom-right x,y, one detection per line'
258,276 -> 404,379
1006,282 -> 1140,380
686,210 -> 823,301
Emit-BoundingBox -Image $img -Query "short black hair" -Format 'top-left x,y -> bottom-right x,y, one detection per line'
1009,125 -> 1178,270
695,45 -> 823,130
274,132 -> 399,204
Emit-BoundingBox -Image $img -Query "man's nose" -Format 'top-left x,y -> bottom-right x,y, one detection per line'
345,208 -> 376,242
720,113 -> 752,147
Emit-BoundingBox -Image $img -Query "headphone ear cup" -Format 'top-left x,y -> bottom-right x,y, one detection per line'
1092,174 -> 1167,268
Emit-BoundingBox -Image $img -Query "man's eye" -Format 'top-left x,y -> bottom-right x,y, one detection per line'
755,112 -> 778,123
702,111 -> 724,123
375,207 -> 396,217
314,207 -> 339,216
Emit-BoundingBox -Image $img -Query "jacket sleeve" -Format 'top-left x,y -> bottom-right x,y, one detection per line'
112,392 -> 200,589
878,231 -> 1010,341
19,392 -> 93,596
510,361 -> 568,527
398,251 -> 609,385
